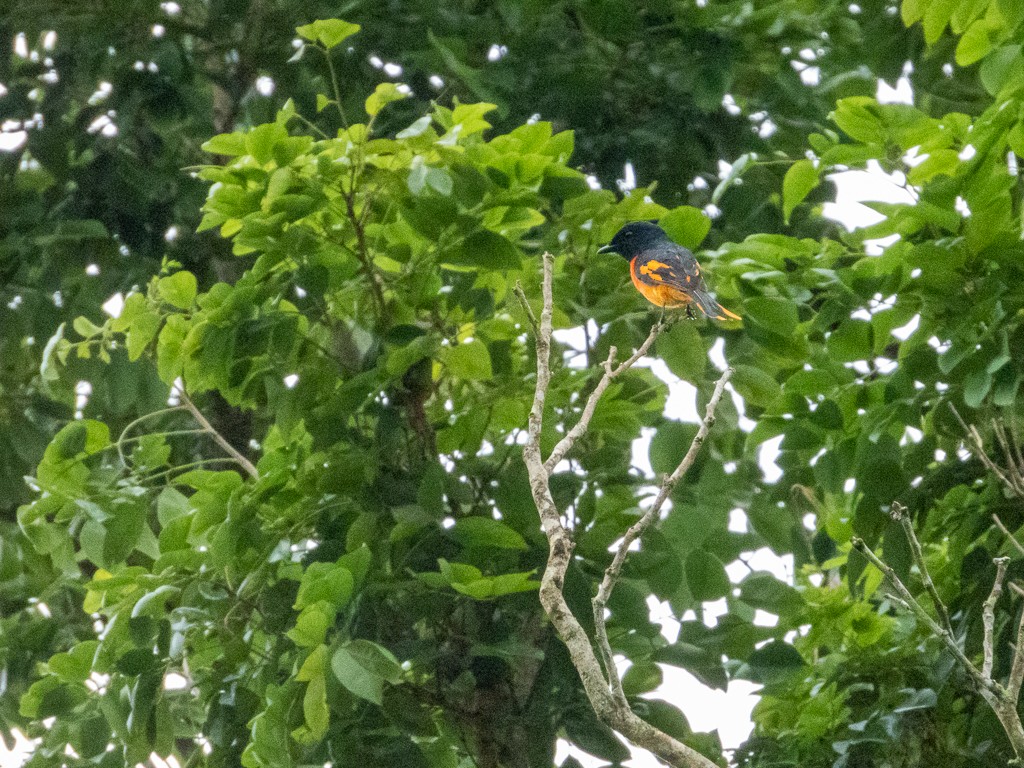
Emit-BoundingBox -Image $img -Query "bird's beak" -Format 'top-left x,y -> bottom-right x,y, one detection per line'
597,244 -> 616,255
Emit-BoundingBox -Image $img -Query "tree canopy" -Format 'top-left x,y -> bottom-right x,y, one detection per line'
3,1 -> 1024,767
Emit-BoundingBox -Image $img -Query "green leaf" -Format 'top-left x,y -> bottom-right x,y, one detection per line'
449,517 -> 528,550
287,603 -> 334,648
656,322 -> 706,381
739,572 -> 802,614
451,102 -> 498,136
48,641 -> 100,682
744,297 -> 798,337
660,206 -> 712,250
827,320 -> 873,362
365,83 -> 407,117
964,367 -> 993,408
294,562 -> 354,611
621,660 -> 663,696
40,322 -> 66,383
158,271 -> 197,309
202,132 -> 248,156
730,365 -> 781,408
923,0 -> 957,44
296,19 -> 361,49
894,688 -> 938,714
744,640 -> 805,683
956,18 -> 1001,66
126,309 -> 161,361
296,646 -> 329,741
684,550 -> 730,602
438,340 -> 493,380
331,640 -> 402,705
131,584 -> 180,618
782,159 -> 819,224
446,229 -> 522,270
73,316 -> 103,338
563,709 -> 632,763
649,421 -> 698,476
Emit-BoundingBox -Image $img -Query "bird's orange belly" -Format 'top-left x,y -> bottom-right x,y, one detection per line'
629,270 -> 690,308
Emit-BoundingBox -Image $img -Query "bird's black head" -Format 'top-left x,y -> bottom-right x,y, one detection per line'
597,221 -> 670,260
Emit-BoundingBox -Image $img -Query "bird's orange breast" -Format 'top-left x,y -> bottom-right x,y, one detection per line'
629,258 -> 691,308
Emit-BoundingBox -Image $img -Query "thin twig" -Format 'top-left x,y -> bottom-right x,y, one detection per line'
994,515 -> 1024,556
949,404 -> 1018,494
852,536 -> 1000,699
1009,605 -> 1024,702
513,280 -> 540,336
544,320 -> 665,473
891,501 -> 953,637
592,368 -> 732,704
985,558 -> 1011,680
178,390 -> 259,479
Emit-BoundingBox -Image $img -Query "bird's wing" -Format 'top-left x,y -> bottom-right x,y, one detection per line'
635,246 -> 708,292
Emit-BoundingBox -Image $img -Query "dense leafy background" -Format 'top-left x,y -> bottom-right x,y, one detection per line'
3,2 -> 1024,767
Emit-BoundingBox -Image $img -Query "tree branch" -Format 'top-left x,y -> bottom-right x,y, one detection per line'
544,319 -> 666,474
852,536 -> 995,696
985,557 -> 1011,681
891,502 -> 953,637
179,390 -> 259,480
853,536 -> 1024,759
994,514 -> 1024,556
592,368 -> 731,704
522,251 -> 721,768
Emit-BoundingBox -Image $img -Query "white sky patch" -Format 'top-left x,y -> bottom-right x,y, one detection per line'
102,292 -> 125,318
617,161 -> 636,193
283,374 -> 299,389
255,76 -> 275,96
759,436 -> 783,483
429,74 -> 444,89
876,76 -> 913,105
823,159 -> 917,231
728,508 -> 748,532
163,673 -> 188,691
631,427 -> 655,477
799,67 -> 821,86
0,129 -> 27,152
891,313 -> 920,340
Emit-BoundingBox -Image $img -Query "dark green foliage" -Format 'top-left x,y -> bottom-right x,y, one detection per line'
3,2 -> 1024,767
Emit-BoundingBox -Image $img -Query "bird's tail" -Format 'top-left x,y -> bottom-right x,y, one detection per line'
692,289 -> 741,321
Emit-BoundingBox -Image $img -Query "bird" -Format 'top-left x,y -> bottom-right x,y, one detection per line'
598,221 -> 740,321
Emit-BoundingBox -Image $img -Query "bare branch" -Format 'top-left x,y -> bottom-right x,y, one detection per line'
1009,602 -> 1024,702
985,557 -> 1011,681
522,251 -> 719,768
592,368 -> 732,703
544,319 -> 665,473
949,404 -> 1020,496
852,536 -> 997,698
178,390 -> 259,480
891,502 -> 953,637
513,280 -> 539,336
994,515 -> 1024,557
855,535 -> 1024,759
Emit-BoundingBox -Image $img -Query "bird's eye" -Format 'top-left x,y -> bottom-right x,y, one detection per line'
625,231 -> 634,238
